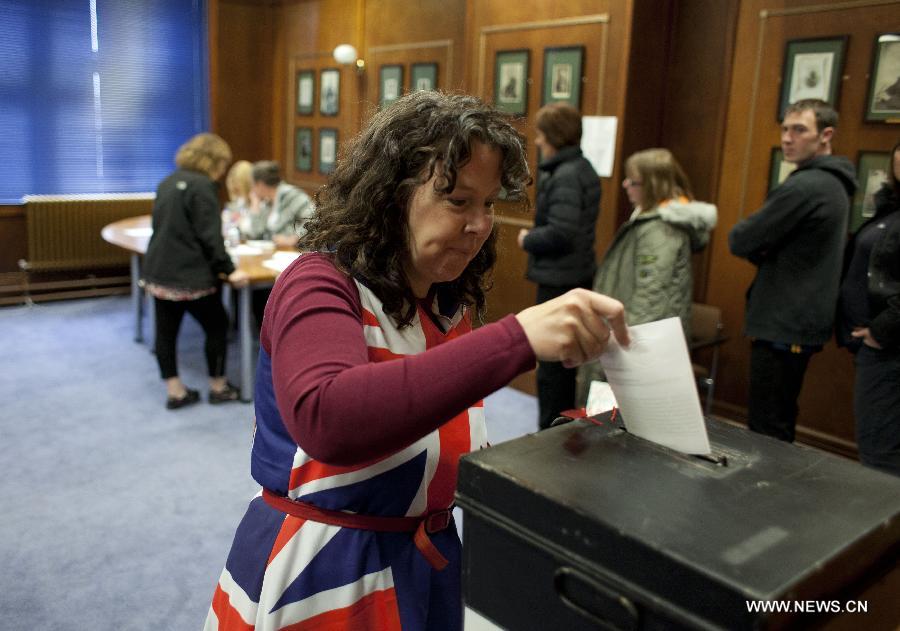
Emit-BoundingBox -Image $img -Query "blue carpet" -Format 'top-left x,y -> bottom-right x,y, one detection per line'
0,296 -> 536,630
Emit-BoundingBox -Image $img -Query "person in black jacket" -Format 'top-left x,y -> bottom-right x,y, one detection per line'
837,139 -> 900,476
729,99 -> 857,442
517,103 -> 601,429
142,133 -> 249,409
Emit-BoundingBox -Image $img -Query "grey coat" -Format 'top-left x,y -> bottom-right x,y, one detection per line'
577,199 -> 717,405
594,199 -> 718,336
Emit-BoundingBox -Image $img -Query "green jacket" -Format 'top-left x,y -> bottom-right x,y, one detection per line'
577,198 -> 717,403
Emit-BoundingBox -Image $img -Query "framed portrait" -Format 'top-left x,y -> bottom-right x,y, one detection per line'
379,65 -> 404,108
778,36 -> 847,120
494,50 -> 529,115
768,148 -> 797,192
411,62 -> 438,92
318,128 -> 338,174
319,68 -> 340,116
865,33 -> 900,122
294,127 -> 313,173
542,46 -> 584,108
296,70 -> 315,116
850,151 -> 891,232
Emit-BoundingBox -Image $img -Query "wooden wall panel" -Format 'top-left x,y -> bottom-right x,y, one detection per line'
709,0 -> 899,453
0,205 -> 26,274
209,0 -> 277,162
365,0 -> 466,91
280,0 -> 363,191
660,0 -> 739,302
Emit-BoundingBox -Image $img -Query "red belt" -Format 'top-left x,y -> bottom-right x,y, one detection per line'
262,488 -> 452,570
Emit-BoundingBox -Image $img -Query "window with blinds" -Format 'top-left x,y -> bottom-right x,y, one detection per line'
0,0 -> 209,203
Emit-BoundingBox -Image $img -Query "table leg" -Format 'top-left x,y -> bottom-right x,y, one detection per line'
131,254 -> 144,343
239,285 -> 253,402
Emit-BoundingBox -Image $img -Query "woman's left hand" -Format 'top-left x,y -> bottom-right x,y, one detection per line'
851,327 -> 883,349
517,228 -> 529,249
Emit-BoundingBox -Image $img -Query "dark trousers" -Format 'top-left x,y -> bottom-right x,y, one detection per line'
747,341 -> 812,443
154,292 -> 229,380
535,282 -> 588,430
854,345 -> 900,477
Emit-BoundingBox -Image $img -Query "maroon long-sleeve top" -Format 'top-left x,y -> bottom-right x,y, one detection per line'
261,253 -> 536,466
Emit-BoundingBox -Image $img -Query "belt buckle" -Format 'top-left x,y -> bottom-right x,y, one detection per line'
425,509 -> 451,533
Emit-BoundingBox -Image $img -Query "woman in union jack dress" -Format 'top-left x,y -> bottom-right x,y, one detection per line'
204,91 -> 630,631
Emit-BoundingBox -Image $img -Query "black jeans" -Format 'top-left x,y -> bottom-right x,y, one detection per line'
535,282 -> 589,430
747,341 -> 812,443
854,345 -> 900,477
154,292 -> 229,380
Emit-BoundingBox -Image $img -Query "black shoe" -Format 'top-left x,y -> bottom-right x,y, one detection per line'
209,382 -> 241,404
166,388 -> 200,410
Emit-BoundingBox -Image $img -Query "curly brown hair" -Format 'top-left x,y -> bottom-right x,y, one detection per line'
300,91 -> 531,327
174,133 -> 232,179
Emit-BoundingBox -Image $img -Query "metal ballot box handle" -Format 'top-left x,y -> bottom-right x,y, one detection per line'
554,566 -> 640,630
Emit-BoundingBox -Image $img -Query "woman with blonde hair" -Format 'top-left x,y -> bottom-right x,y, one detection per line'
142,133 -> 249,409
225,159 -> 253,205
578,148 -> 716,403
223,159 -> 253,244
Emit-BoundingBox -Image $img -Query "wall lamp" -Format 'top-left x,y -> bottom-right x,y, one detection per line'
333,44 -> 365,72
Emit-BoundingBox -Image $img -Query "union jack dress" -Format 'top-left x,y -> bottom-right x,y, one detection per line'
204,268 -> 488,630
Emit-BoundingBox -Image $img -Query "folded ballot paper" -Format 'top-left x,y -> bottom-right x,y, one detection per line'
595,316 -> 710,455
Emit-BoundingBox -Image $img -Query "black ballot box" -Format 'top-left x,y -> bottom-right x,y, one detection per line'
456,415 -> 900,630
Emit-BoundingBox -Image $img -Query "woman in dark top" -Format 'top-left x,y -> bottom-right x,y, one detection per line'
517,103 -> 602,429
142,133 -> 249,409
837,139 -> 900,476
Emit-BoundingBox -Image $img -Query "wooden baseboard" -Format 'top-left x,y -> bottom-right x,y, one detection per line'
0,279 -> 130,306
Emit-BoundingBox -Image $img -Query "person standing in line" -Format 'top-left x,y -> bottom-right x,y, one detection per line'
729,99 -> 857,442
142,133 -> 249,409
836,139 -> 900,475
204,91 -> 629,631
241,160 -> 313,249
577,148 -> 717,406
517,103 -> 602,430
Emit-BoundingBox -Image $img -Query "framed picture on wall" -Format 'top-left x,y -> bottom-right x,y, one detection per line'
411,62 -> 438,92
318,128 -> 338,174
319,68 -> 340,116
768,148 -> 797,192
865,33 -> 900,122
295,127 -> 313,173
494,50 -> 529,115
777,36 -> 847,120
296,70 -> 315,116
379,65 -> 404,108
542,46 -> 583,108
850,151 -> 891,232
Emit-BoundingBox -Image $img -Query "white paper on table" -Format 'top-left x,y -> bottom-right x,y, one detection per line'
261,251 -> 301,273
581,116 -> 617,177
599,317 -> 710,455
124,227 -> 152,237
585,380 -> 618,416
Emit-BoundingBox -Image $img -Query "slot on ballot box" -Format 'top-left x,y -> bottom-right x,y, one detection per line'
456,414 -> 900,630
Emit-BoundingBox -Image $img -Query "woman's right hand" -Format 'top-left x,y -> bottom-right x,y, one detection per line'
227,269 -> 250,287
515,289 -> 629,368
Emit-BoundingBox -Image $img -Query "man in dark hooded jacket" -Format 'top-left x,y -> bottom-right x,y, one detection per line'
729,99 -> 858,443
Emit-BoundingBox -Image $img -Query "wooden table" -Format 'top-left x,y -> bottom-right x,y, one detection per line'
102,215 -> 279,401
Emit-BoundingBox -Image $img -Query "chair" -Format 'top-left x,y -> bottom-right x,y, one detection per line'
689,303 -> 727,417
